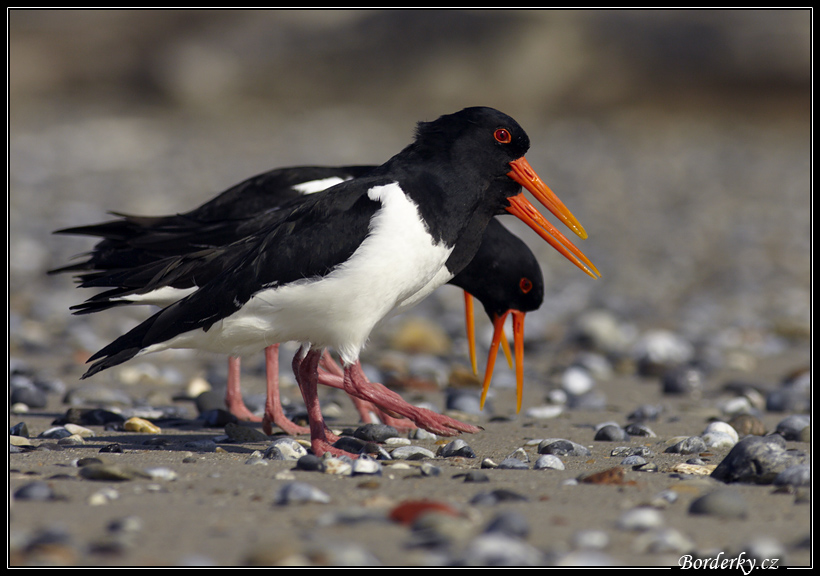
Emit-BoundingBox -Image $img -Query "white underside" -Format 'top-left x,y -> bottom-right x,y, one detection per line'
140,182 -> 454,365
119,286 -> 197,307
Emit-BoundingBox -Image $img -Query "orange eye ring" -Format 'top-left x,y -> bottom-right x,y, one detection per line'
519,277 -> 533,294
494,128 -> 512,144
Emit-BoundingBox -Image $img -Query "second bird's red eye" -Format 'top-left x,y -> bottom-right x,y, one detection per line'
519,277 -> 533,293
494,128 -> 512,144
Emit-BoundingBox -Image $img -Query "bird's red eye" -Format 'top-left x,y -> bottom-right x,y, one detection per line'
494,128 -> 512,144
519,277 -> 533,293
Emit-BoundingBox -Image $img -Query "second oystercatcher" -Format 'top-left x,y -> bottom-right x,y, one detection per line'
77,107 -> 598,456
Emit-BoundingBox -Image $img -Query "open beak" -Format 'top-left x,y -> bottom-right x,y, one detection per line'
480,309 -> 527,413
465,291 -> 514,377
507,157 -> 600,279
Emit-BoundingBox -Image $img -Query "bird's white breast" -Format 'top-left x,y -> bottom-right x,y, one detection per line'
144,182 -> 453,365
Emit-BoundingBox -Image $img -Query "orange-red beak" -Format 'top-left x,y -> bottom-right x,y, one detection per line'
507,157 -> 600,279
464,291 -> 514,377
480,309 -> 528,413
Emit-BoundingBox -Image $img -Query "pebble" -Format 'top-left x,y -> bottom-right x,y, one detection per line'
63,423 -> 95,438
79,464 -> 148,481
594,422 -> 629,441
470,489 -> 529,506
620,455 -> 647,467
57,434 -> 86,446
294,455 -> 324,472
445,388 -> 483,414
623,422 -> 657,437
14,480 -> 56,501
772,464 -> 810,487
688,489 -> 748,519
39,426 -> 74,439
664,436 -> 707,454
728,413 -> 767,436
353,423 -> 399,443
457,534 -> 547,566
533,454 -> 565,470
497,457 -> 529,470
627,403 -> 663,421
661,365 -> 704,396
437,439 -> 476,458
463,470 -> 490,482
123,417 -> 161,434
742,537 -> 788,563
332,436 -> 367,454
322,456 -> 353,476
264,438 -> 308,461
571,529 -> 610,550
523,405 -> 564,419
389,445 -> 436,460
274,482 -> 331,505
561,365 -> 596,396
350,454 -> 382,476
88,487 -> 121,506
483,510 -> 530,539
633,329 -> 694,376
537,438 -> 591,457
617,507 -> 664,531
710,435 -> 806,484
224,422 -> 268,443
774,414 -> 810,440
419,462 -> 442,477
632,527 -> 695,555
59,407 -> 125,427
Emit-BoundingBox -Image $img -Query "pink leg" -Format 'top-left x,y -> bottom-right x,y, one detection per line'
224,356 -> 262,422
318,352 -> 419,430
262,344 -> 310,436
293,347 -> 351,458
340,362 -> 482,436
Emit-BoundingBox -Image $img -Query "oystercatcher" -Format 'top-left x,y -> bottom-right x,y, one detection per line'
54,163 -> 558,428
77,107 -> 598,456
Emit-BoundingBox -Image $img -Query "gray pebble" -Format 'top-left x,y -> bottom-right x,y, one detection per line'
470,488 -> 529,506
497,457 -> 529,470
689,489 -> 748,519
437,438 -> 476,458
483,510 -> 530,539
627,404 -> 663,421
621,455 -> 647,466
14,480 -> 56,501
594,422 -> 629,441
561,365 -> 595,396
264,437 -> 308,461
566,390 -> 608,411
711,435 -> 805,484
445,388 -> 483,414
420,462 -> 442,477
389,445 -> 436,460
295,454 -> 324,471
533,454 -> 565,470
661,365 -> 704,396
463,470 -> 490,482
457,534 -> 546,566
774,414 -> 810,440
741,537 -> 787,563
571,529 -> 610,550
617,507 -> 664,530
624,422 -> 657,437
611,446 -> 653,458
9,422 -> 29,437
665,436 -> 707,454
9,378 -> 48,408
274,481 -> 330,505
538,438 -> 591,457
183,439 -> 218,452
632,527 -> 696,555
353,423 -> 398,443
39,426 -> 73,439
772,464 -> 810,487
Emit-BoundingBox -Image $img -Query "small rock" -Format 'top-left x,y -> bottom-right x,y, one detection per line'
123,417 -> 161,434
665,436 -> 707,454
594,422 -> 629,441
353,423 -> 399,443
224,422 -> 268,443
264,438 -> 308,461
711,435 -> 805,484
437,438 -> 476,458
13,480 -> 56,501
537,438 -> 591,457
617,507 -> 664,531
389,445 -> 436,460
274,482 -> 331,505
533,454 -> 565,470
728,413 -> 767,436
689,489 -> 748,519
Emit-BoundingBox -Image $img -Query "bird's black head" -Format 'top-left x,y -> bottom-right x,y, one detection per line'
413,107 -> 531,178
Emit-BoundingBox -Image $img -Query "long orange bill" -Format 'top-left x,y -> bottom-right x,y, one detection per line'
480,311 -> 508,410
479,309 -> 528,412
463,291 -> 477,375
508,156 -> 587,239
511,310 -> 526,413
506,156 -> 601,279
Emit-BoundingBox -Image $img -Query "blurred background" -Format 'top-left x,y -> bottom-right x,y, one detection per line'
9,9 -> 811,387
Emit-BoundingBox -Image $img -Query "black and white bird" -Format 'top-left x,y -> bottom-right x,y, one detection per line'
53,163 -> 571,430
76,107 -> 598,456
